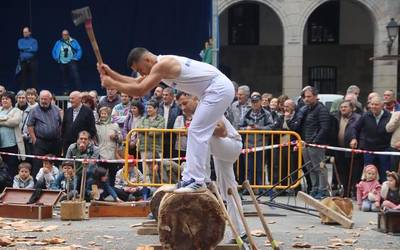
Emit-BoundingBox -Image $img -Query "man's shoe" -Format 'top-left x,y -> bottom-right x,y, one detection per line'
228,233 -> 249,244
174,178 -> 206,193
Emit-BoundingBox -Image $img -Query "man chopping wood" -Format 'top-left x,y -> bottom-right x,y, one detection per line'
98,47 -> 235,193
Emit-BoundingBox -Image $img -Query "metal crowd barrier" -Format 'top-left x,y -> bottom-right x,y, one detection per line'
123,128 -> 303,190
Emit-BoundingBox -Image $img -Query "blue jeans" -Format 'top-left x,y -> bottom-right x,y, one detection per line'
246,151 -> 264,186
363,152 -> 390,182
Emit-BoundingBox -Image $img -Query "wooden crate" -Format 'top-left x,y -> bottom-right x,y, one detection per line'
89,201 -> 150,217
377,209 -> 400,234
136,244 -> 240,250
60,200 -> 86,220
0,188 -> 62,220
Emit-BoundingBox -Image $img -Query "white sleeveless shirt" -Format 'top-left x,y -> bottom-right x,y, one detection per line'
157,55 -> 224,97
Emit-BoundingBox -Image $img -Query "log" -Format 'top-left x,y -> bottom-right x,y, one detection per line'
320,197 -> 353,224
297,191 -> 354,229
150,185 -> 173,220
158,189 -> 225,250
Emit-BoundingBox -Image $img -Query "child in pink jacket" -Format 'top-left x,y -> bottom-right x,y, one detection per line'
356,164 -> 381,212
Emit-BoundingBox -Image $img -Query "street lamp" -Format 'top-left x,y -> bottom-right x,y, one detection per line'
386,18 -> 399,55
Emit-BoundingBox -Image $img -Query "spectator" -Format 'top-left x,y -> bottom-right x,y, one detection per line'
114,160 -> 149,201
152,86 -> 164,103
65,130 -> 99,186
16,27 -> 38,89
51,161 -> 78,201
291,87 -> 330,199
87,167 -> 121,202
356,164 -> 381,212
122,100 -> 145,155
16,90 -> 33,156
137,100 -> 165,183
26,88 -> 38,108
111,92 -> 131,128
385,110 -> 400,172
199,40 -> 213,64
330,85 -> 362,113
277,95 -> 289,114
366,92 -> 379,111
89,90 -> 99,107
96,106 -> 122,185
269,97 -> 282,122
351,96 -> 392,182
27,90 -> 62,175
62,91 -> 97,154
81,93 -> 99,122
13,162 -> 34,189
240,94 -> 274,186
158,87 -> 181,157
98,88 -> 121,110
226,85 -> 251,129
344,93 -> 363,114
174,93 -> 197,156
261,93 -> 272,111
0,85 -> 5,97
381,171 -> 400,210
0,91 -> 25,177
331,100 -> 361,196
383,90 -> 400,113
0,157 -> 12,192
16,90 -> 28,112
51,29 -> 82,93
35,155 -> 59,189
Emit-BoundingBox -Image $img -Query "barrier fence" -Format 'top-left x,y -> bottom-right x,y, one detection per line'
123,128 -> 303,190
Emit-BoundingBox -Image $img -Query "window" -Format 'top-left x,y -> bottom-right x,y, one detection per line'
308,66 -> 337,94
307,1 -> 340,44
228,3 -> 259,45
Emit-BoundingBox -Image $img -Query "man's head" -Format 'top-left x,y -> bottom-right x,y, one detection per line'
0,85 -> 6,96
77,130 -> 90,152
339,100 -> 353,117
22,27 -> 31,38
39,90 -> 52,109
16,90 -> 27,107
283,99 -> 296,114
344,93 -> 357,106
369,96 -> 383,116
237,85 -> 250,105
106,88 -> 118,99
120,93 -> 130,105
162,87 -> 174,105
303,87 -> 318,106
261,93 -> 272,108
154,86 -> 164,100
177,92 -> 197,115
127,47 -> 156,76
250,94 -> 262,111
346,85 -> 360,97
69,91 -> 82,108
62,30 -> 70,41
383,90 -> 395,104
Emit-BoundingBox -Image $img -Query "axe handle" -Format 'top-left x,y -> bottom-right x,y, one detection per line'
85,20 -> 103,64
242,180 -> 280,250
228,187 -> 258,250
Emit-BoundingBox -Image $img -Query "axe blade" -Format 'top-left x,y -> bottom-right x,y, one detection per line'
71,6 -> 92,26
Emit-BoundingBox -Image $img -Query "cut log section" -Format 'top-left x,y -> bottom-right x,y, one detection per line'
150,185 -> 173,220
158,189 -> 225,250
297,191 -> 354,229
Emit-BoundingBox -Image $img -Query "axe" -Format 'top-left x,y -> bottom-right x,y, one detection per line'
72,6 -> 103,64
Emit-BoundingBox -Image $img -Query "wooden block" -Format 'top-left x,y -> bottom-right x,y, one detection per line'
377,210 -> 400,234
136,227 -> 159,235
89,203 -> 150,217
297,191 -> 354,229
60,200 -> 86,220
0,204 -> 52,220
136,244 -> 240,250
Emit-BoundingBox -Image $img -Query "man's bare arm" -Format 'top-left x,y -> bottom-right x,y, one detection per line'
99,64 -> 136,83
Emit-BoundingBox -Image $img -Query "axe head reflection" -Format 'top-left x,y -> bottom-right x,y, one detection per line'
71,6 -> 92,26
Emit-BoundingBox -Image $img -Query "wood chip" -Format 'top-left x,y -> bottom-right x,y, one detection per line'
43,237 -> 66,245
0,236 -> 14,246
311,246 -> 327,249
344,238 -> 358,245
296,226 -> 309,231
292,242 -> 312,248
296,235 -> 304,239
250,229 -> 266,237
43,225 -> 59,232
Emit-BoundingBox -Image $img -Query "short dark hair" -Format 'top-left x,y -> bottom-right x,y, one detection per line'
2,91 -> 16,106
127,47 -> 148,68
339,100 -> 354,110
61,161 -> 74,168
131,100 -> 145,116
146,99 -> 159,109
18,162 -> 32,171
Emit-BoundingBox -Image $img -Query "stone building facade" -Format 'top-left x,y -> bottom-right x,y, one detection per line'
217,0 -> 400,100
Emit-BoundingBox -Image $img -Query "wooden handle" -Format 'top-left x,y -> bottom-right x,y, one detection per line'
208,182 -> 244,248
242,181 -> 280,250
228,187 -> 258,250
85,26 -> 103,64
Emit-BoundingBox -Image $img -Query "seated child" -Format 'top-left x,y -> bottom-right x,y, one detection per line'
51,161 -> 78,201
381,171 -> 400,210
87,167 -> 121,202
13,162 -> 34,189
114,158 -> 150,201
35,155 -> 59,189
356,164 -> 381,212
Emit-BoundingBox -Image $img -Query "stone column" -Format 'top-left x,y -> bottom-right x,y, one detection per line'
283,40 -> 304,98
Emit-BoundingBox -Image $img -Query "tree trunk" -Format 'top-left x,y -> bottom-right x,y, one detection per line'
158,189 -> 225,250
150,185 -> 170,221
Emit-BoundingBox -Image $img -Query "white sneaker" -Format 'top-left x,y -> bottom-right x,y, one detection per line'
173,178 -> 206,193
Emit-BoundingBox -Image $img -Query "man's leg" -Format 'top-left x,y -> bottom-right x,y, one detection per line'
69,61 -> 81,90
180,78 -> 234,188
309,147 -> 327,197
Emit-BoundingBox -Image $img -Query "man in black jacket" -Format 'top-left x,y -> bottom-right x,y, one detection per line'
350,96 -> 392,182
290,87 -> 330,199
62,91 -> 97,155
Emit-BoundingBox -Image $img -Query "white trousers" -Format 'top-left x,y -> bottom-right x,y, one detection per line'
182,75 -> 234,182
206,122 -> 245,237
